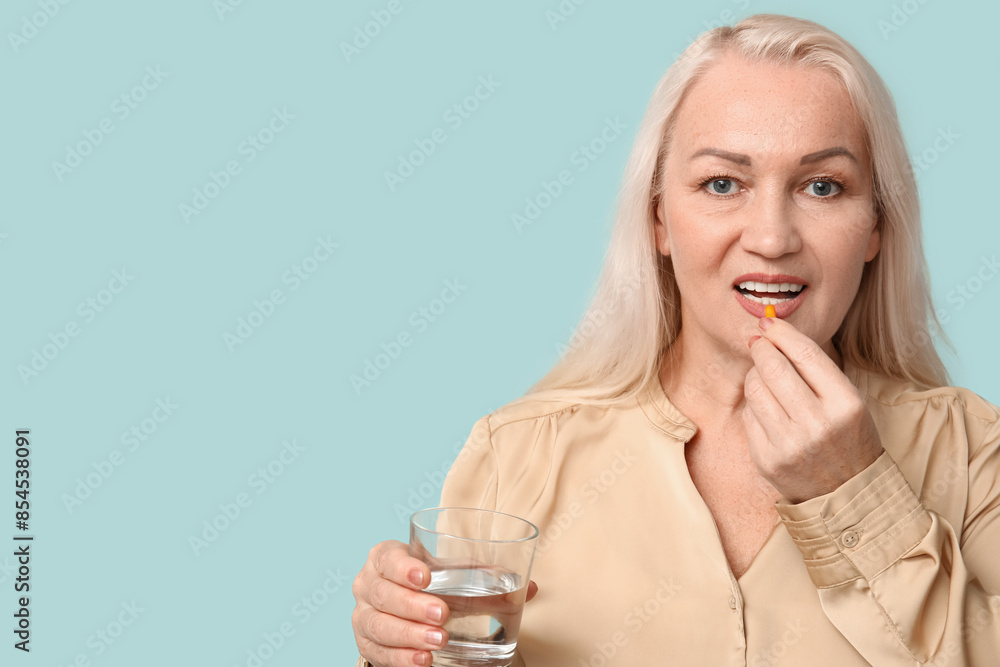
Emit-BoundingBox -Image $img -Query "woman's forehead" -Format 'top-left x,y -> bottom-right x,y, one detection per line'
671,53 -> 866,157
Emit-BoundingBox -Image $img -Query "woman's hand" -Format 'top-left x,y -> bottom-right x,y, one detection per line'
352,540 -> 451,667
743,316 -> 884,504
352,539 -> 539,666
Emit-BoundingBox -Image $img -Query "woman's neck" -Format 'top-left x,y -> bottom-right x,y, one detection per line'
659,327 -> 843,429
659,332 -> 752,426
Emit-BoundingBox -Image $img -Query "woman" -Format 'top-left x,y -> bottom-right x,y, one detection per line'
352,14 -> 1000,666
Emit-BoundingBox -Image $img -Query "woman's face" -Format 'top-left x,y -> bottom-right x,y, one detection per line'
655,52 -> 880,361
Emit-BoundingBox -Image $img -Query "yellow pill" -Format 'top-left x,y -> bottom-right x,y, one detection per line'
765,304 -> 776,319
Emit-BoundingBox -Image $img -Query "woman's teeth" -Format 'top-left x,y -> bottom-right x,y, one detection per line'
738,281 -> 804,293
736,281 -> 805,305
743,293 -> 786,305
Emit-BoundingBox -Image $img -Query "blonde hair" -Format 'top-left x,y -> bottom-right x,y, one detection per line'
515,13 -> 949,408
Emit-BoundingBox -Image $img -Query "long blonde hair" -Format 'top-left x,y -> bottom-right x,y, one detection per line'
515,13 -> 949,408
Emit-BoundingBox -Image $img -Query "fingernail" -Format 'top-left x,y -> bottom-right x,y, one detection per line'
408,569 -> 425,587
413,652 -> 430,666
759,316 -> 774,331
425,629 -> 444,646
748,335 -> 761,348
426,604 -> 443,622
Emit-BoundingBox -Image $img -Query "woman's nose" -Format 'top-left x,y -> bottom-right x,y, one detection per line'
739,190 -> 802,258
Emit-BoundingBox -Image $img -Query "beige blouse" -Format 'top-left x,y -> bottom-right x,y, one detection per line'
358,361 -> 1000,666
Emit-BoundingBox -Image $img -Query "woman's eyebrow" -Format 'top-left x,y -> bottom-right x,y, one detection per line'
688,146 -> 858,166
690,148 -> 752,165
800,146 -> 857,164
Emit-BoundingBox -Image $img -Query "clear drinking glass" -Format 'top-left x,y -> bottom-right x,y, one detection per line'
409,507 -> 539,667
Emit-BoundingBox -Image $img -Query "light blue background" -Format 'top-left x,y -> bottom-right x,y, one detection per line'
2,1 -> 997,664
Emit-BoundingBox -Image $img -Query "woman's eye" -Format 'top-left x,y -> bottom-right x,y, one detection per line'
707,179 -> 738,195
806,180 -> 841,197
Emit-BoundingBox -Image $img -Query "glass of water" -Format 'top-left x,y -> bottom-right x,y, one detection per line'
409,507 -> 539,667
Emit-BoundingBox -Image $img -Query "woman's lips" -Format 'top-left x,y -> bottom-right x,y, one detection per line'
733,285 -> 807,318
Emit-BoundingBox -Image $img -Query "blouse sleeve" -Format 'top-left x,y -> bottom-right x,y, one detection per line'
439,415 -> 500,511
773,417 -> 1000,666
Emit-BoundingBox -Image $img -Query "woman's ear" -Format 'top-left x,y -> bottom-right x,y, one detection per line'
653,199 -> 671,257
864,213 -> 880,262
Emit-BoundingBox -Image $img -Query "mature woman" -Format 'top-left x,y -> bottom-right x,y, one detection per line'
352,14 -> 1000,666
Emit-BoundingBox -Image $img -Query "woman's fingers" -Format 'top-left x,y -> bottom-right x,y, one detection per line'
354,602 -> 448,650
365,571 -> 447,623
756,316 -> 851,399
370,541 -> 432,591
356,632 -> 433,667
748,334 -> 829,425
744,318 -> 885,503
364,541 -> 446,622
744,344 -> 797,423
353,540 -> 452,667
525,579 -> 539,602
